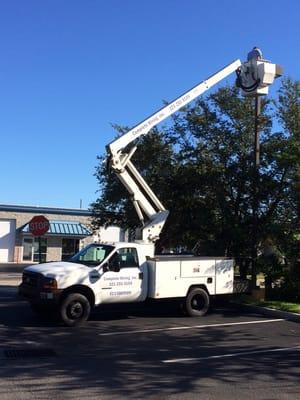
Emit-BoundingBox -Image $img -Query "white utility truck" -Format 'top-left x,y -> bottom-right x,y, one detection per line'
19,48 -> 281,326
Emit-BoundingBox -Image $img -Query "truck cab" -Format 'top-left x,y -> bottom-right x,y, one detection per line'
19,242 -> 153,326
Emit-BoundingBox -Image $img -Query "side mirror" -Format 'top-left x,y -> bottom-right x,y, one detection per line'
102,263 -> 109,273
109,257 -> 121,272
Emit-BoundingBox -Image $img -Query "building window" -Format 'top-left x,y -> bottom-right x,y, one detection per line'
62,238 -> 80,261
23,237 -> 47,263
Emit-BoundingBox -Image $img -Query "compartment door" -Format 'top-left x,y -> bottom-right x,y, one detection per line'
215,260 -> 234,294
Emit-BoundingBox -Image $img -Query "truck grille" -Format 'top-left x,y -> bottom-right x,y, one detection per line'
22,271 -> 40,287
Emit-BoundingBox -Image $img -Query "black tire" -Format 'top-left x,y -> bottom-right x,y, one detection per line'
60,293 -> 91,327
185,288 -> 210,317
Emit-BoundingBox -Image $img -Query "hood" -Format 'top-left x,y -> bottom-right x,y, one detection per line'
24,261 -> 90,277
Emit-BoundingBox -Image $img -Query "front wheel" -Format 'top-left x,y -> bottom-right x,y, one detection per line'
185,288 -> 210,317
60,293 -> 91,327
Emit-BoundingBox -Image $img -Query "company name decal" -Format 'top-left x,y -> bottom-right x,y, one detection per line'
103,275 -> 137,296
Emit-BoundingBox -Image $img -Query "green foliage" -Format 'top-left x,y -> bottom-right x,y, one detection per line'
241,298 -> 300,313
269,273 -> 300,303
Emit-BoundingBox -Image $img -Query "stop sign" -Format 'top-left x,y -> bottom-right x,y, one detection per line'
29,215 -> 50,236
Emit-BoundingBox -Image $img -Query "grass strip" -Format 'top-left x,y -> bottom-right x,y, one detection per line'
257,301 -> 300,313
239,296 -> 300,313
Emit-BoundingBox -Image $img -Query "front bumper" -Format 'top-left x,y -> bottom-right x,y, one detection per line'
18,272 -> 62,305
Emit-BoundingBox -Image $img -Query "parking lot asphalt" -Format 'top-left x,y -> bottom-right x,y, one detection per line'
0,283 -> 299,400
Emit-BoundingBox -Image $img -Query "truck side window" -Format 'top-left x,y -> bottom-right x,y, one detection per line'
117,248 -> 139,268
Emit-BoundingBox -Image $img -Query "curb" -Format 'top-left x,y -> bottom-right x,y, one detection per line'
237,302 -> 300,323
0,264 -> 30,273
0,273 -> 22,287
0,281 -> 21,287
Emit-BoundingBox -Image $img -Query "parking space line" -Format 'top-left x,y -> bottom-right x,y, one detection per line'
162,344 -> 300,363
98,318 -> 285,336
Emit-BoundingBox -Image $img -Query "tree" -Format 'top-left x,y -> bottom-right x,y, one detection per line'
91,79 -> 300,288
271,78 -> 300,270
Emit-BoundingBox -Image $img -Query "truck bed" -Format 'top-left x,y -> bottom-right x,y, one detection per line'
147,256 -> 234,299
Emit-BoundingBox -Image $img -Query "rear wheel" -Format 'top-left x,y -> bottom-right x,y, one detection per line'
60,293 -> 91,327
185,288 -> 210,317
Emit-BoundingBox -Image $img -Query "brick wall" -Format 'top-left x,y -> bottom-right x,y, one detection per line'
0,210 -> 94,263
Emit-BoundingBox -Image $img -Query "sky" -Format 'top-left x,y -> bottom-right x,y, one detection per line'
1,0 -> 300,210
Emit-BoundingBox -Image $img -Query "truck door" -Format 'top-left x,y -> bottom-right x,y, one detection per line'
100,247 -> 145,304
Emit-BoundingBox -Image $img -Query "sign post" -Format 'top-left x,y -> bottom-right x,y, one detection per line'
28,216 -> 50,263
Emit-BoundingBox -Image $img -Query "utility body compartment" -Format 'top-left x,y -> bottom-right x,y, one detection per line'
147,256 -> 234,299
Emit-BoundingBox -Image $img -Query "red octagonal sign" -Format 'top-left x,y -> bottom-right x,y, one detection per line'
29,215 -> 50,236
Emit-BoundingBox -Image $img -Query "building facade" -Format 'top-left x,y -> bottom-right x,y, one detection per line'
0,204 -> 123,263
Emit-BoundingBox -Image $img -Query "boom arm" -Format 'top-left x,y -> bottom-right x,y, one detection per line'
106,59 -> 242,244
107,60 -> 242,161
105,49 -> 281,244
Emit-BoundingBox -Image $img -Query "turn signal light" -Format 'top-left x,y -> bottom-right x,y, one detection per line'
42,278 -> 57,290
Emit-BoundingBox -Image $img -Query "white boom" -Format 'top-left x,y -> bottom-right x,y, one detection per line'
106,50 -> 281,244
108,60 -> 242,159
106,60 -> 241,244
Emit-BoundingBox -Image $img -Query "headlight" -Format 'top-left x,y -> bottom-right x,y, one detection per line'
42,277 -> 57,290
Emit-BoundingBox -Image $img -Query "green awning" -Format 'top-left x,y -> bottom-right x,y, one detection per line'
21,220 -> 92,237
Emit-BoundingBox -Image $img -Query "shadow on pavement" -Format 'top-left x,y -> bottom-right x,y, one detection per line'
0,287 -> 299,399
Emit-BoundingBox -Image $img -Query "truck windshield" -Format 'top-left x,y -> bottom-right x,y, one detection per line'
69,244 -> 114,267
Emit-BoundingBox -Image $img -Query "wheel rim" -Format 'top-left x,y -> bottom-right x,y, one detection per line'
67,300 -> 84,320
191,294 -> 206,311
